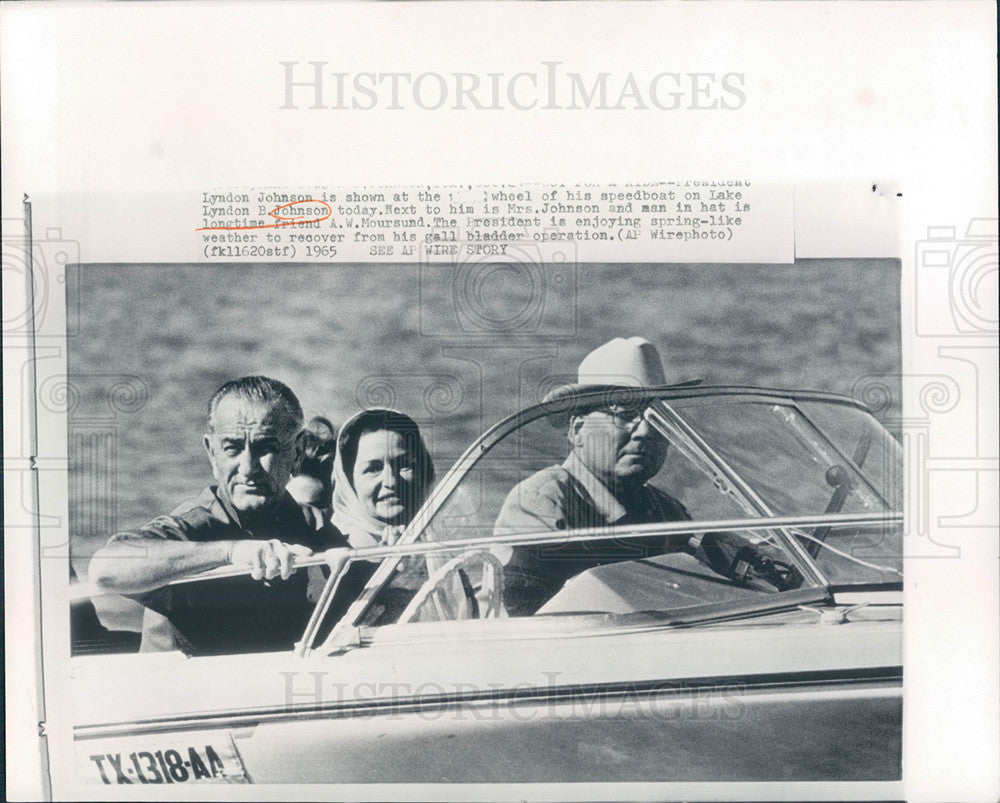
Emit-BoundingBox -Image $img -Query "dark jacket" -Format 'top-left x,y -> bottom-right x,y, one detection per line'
107,486 -> 346,655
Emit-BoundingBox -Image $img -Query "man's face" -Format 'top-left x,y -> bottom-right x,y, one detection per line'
204,395 -> 300,516
570,404 -> 668,492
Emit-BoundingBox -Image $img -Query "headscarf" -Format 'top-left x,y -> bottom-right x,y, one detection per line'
331,408 -> 435,550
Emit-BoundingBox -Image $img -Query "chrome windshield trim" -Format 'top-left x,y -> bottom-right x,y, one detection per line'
331,387 -> 873,629
74,389 -> 881,637
648,399 -> 831,587
789,404 -> 891,508
71,511 -> 902,600
643,403 -> 766,517
647,400 -> 778,517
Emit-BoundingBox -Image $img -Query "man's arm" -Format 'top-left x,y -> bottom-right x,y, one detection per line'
490,480 -> 568,617
89,537 -> 235,595
691,530 -> 804,591
90,529 -> 314,595
493,483 -> 566,537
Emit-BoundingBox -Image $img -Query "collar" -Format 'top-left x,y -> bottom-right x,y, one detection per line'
562,453 -> 629,524
210,485 -> 294,534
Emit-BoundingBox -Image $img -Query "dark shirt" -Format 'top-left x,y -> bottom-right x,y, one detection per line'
107,486 -> 347,655
493,454 -> 691,615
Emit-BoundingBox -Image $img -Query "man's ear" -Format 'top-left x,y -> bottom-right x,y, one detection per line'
567,415 -> 585,447
203,433 -> 215,465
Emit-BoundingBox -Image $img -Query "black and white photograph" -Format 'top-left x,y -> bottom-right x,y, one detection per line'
2,2 -> 997,801
62,255 -> 904,784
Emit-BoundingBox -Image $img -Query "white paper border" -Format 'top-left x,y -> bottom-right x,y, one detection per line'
3,3 -> 997,801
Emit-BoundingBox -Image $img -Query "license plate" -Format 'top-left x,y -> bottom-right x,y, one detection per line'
77,730 -> 249,784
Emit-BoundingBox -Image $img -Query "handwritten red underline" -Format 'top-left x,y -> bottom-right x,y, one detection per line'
195,199 -> 333,231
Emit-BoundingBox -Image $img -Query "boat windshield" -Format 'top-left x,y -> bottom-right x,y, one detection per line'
343,391 -> 902,627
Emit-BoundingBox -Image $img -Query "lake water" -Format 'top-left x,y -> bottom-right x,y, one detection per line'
68,259 -> 901,571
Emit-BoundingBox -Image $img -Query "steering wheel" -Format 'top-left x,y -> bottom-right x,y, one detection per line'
398,551 -> 506,624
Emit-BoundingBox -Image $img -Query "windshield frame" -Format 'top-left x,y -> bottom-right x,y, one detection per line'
645,397 -> 830,587
324,385 -> 895,638
67,386 -> 902,659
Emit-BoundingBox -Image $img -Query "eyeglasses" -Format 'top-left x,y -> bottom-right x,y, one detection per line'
593,403 -> 647,429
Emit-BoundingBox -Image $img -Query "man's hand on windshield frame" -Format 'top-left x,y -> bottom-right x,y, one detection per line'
229,539 -> 313,581
691,531 -> 804,591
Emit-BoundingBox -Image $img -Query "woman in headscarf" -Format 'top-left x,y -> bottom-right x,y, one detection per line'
331,408 -> 435,549
321,408 -> 437,627
327,408 -> 499,627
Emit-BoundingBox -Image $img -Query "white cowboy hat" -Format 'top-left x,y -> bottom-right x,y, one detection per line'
541,336 -> 700,414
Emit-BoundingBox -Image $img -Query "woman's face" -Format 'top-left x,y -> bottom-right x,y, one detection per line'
351,429 -> 422,525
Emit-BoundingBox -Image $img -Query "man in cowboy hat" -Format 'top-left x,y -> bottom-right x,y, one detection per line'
493,337 -> 692,615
